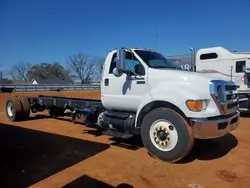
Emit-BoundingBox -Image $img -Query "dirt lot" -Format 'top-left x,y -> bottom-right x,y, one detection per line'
0,91 -> 250,188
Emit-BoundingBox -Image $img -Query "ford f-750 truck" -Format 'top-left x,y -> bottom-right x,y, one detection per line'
5,47 -> 240,163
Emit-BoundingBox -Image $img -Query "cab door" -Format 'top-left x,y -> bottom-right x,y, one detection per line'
235,60 -> 247,88
101,50 -> 148,112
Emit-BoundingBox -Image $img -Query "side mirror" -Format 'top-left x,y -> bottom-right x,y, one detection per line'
117,48 -> 126,70
113,68 -> 123,77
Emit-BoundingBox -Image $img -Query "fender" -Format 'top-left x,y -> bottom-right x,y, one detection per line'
135,82 -> 221,127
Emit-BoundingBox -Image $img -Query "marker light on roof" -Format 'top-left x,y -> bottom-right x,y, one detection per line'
146,49 -> 155,52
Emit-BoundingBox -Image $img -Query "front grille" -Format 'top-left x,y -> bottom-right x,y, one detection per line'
210,80 -> 239,115
217,85 -> 224,101
225,85 -> 237,91
226,94 -> 238,100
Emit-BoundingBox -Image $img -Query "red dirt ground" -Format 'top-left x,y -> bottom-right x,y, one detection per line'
0,91 -> 250,188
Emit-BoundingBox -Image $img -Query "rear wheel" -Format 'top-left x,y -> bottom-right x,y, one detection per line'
18,96 -> 30,120
141,107 -> 194,162
5,97 -> 23,121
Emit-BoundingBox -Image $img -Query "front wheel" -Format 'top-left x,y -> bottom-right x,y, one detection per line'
141,107 -> 194,162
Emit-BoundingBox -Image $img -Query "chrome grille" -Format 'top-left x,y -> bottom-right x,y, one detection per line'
225,85 -> 237,91
210,80 -> 239,115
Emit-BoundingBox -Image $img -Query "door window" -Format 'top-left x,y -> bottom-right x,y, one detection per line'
124,51 -> 141,71
108,51 -> 145,75
109,53 -> 117,74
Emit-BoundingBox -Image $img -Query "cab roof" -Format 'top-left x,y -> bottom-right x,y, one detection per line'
110,47 -> 158,53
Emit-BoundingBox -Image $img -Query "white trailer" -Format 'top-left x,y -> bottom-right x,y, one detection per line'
168,46 -> 250,114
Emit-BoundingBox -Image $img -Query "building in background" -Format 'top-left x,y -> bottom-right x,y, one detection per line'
30,75 -> 73,85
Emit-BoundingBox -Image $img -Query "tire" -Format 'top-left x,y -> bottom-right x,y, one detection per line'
5,97 -> 23,122
141,107 -> 194,163
18,96 -> 30,120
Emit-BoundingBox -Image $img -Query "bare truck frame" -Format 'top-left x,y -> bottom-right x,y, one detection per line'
6,95 -> 104,124
5,95 -> 135,138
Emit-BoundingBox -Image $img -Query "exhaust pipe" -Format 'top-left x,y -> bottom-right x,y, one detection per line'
190,48 -> 196,72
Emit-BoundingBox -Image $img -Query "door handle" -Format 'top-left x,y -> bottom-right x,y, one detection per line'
104,78 -> 109,86
136,80 -> 145,84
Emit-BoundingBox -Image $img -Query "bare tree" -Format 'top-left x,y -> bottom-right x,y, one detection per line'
10,62 -> 31,81
67,53 -> 95,84
92,57 -> 105,81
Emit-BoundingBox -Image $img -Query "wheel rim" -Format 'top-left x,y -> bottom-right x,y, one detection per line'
7,102 -> 14,117
149,119 -> 178,151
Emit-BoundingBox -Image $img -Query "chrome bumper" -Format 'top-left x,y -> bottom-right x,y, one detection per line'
190,111 -> 240,139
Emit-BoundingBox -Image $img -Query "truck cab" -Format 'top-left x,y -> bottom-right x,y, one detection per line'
101,49 -> 149,112
99,47 -> 240,162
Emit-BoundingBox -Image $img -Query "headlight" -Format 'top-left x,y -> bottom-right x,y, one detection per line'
186,99 -> 209,112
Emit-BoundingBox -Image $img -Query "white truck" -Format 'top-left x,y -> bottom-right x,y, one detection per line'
168,46 -> 250,115
5,47 -> 240,163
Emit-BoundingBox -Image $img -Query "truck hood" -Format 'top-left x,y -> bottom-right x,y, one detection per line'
147,68 -> 230,85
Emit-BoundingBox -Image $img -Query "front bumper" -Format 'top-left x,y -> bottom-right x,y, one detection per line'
190,111 -> 240,139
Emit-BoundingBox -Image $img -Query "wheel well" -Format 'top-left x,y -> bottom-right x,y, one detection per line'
136,101 -> 190,128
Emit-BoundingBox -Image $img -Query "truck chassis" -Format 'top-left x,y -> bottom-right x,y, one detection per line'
5,95 -> 135,139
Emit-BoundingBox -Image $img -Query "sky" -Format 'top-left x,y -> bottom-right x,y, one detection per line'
0,0 -> 250,75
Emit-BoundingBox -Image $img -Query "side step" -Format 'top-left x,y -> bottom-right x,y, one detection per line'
102,130 -> 133,139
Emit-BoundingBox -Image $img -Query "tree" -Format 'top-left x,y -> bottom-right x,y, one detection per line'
10,61 -> 31,81
92,57 -> 105,81
27,62 -> 72,81
67,53 -> 95,84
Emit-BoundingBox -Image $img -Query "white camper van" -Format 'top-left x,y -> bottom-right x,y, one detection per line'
168,46 -> 250,114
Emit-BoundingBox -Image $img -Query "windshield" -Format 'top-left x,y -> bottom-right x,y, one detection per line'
134,50 -> 179,69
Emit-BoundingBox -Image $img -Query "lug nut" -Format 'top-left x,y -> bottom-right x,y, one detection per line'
169,125 -> 174,130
